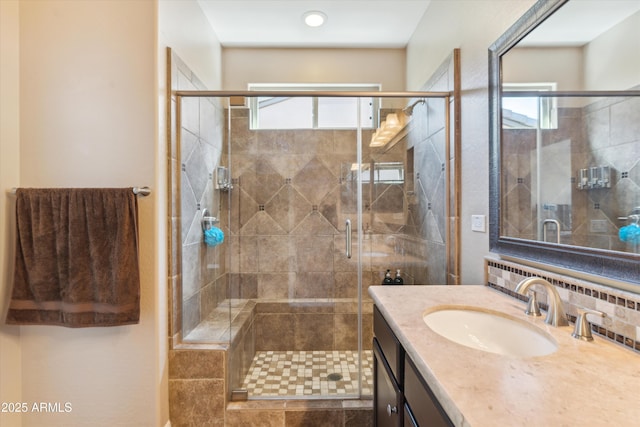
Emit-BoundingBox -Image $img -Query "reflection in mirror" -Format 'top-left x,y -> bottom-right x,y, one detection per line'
501,93 -> 639,253
489,0 -> 640,286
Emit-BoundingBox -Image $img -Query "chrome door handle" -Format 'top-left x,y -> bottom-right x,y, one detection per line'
345,219 -> 352,259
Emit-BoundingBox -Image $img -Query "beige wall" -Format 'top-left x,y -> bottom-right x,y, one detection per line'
406,0 -> 536,284
0,0 -> 223,425
159,0 -> 223,91
0,1 -> 22,426
503,47 -> 584,90
502,10 -> 640,101
503,47 -> 585,108
584,10 -> 640,91
222,47 -> 405,91
14,1 -> 160,426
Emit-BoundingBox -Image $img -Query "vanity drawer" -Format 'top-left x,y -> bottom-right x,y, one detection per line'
404,356 -> 453,427
374,338 -> 403,427
374,305 -> 404,384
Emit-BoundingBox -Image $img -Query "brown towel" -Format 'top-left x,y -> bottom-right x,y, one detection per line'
6,188 -> 140,327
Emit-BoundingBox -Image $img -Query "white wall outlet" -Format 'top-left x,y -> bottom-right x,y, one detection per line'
471,215 -> 486,232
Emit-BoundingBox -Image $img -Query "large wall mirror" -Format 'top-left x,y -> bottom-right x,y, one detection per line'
489,0 -> 640,286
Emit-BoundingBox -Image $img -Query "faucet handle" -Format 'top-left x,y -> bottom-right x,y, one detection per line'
525,291 -> 542,317
571,307 -> 605,341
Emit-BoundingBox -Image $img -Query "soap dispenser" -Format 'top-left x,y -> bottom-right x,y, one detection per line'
383,270 -> 393,285
394,269 -> 404,285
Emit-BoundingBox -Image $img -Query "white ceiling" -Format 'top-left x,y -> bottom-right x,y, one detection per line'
196,0 -> 640,49
514,0 -> 640,47
196,0 -> 432,48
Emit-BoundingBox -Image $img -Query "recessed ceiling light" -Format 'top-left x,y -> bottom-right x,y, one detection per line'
303,11 -> 327,28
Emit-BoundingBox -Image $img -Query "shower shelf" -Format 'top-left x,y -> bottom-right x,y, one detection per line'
201,208 -> 219,231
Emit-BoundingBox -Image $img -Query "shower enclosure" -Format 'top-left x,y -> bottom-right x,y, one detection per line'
171,84 -> 451,400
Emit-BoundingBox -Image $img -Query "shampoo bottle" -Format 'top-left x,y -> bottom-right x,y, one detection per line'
394,269 -> 404,285
383,270 -> 393,285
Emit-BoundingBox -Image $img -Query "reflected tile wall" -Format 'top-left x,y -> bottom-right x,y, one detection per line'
502,91 -> 639,253
579,94 -> 640,252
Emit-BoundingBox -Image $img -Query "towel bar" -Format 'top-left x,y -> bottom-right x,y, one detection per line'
8,186 -> 151,196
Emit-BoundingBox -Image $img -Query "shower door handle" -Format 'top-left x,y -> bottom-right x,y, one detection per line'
542,219 -> 561,244
345,219 -> 352,259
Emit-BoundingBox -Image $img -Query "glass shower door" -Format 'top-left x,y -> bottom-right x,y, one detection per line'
227,94 -> 367,399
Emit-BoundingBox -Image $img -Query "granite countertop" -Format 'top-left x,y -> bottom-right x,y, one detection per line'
369,285 -> 640,427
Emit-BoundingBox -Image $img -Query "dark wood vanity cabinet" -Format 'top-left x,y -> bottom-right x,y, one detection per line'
374,305 -> 454,427
404,356 -> 453,427
374,339 -> 402,427
373,305 -> 404,426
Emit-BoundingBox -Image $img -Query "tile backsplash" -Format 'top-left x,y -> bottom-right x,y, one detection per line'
486,256 -> 640,354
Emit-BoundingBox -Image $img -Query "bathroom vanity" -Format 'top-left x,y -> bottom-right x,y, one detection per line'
374,305 -> 452,426
370,285 -> 640,427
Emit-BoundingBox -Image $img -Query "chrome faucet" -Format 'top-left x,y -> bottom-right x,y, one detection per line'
515,277 -> 569,327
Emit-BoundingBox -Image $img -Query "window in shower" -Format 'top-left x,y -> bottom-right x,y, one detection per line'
359,161 -> 405,185
248,83 -> 379,129
502,83 -> 558,129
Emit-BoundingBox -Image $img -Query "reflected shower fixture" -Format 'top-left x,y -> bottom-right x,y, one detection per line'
402,98 -> 426,116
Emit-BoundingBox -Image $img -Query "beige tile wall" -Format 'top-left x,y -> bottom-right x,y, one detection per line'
486,256 -> 640,353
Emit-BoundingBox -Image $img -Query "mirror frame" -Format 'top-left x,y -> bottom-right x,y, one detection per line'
488,0 -> 640,287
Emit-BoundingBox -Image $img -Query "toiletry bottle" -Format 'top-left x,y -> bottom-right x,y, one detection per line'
394,269 -> 403,285
383,270 -> 393,285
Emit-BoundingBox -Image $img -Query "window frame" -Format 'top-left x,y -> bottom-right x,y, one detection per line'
248,83 -> 381,130
502,82 -> 558,129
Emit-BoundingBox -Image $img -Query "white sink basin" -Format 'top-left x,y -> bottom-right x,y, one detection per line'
423,306 -> 558,357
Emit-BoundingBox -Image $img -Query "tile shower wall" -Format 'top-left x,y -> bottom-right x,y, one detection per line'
225,107 -> 376,352
168,50 -> 229,426
225,95 -> 451,301
370,50 -> 457,287
486,256 -> 640,353
502,91 -> 640,252
170,51 -> 227,340
401,52 -> 456,285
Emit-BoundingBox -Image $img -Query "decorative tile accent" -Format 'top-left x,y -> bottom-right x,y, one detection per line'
486,257 -> 640,353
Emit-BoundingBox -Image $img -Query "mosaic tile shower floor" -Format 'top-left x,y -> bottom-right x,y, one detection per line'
241,350 -> 373,397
